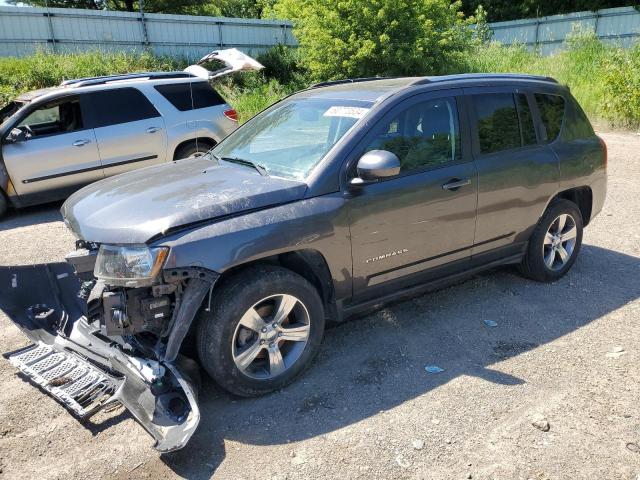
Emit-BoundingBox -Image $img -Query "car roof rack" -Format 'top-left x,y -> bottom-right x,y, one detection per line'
60,71 -> 195,88
310,77 -> 401,89
412,73 -> 559,85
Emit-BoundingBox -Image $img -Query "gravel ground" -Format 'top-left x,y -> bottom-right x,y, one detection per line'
0,131 -> 639,480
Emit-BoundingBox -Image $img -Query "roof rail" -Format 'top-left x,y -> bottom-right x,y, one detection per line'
310,77 -> 400,89
60,71 -> 195,88
412,73 -> 559,86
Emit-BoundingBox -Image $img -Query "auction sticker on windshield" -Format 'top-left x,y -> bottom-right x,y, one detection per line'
323,106 -> 370,119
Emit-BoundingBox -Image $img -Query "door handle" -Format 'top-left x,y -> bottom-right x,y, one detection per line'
146,127 -> 161,134
72,139 -> 91,147
442,177 -> 471,191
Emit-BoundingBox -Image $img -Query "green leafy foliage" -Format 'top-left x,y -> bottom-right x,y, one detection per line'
600,45 -> 640,127
460,1 -> 639,22
12,0 -> 275,16
266,0 -> 479,81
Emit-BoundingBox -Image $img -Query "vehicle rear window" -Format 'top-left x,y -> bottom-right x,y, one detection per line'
516,93 -> 537,146
154,82 -> 226,111
472,93 -> 521,154
88,88 -> 159,128
535,93 -> 565,142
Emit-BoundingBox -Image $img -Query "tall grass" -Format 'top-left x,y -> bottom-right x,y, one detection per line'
0,50 -> 184,105
2,37 -> 640,128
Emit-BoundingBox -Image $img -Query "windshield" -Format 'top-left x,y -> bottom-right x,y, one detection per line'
0,101 -> 24,127
212,97 -> 372,180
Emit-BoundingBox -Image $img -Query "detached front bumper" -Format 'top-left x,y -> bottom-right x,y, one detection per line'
0,263 -> 205,452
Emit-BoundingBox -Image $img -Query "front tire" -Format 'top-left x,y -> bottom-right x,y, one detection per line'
197,266 -> 325,397
519,199 -> 583,282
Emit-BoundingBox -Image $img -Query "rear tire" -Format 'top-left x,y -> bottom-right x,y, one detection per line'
197,266 -> 325,397
519,199 -> 583,282
174,141 -> 213,160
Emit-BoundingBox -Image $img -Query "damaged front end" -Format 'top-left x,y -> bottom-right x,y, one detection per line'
0,247 -> 217,452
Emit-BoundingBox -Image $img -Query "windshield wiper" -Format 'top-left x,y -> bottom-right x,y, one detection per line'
218,156 -> 269,176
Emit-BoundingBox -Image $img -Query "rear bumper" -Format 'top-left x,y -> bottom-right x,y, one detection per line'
0,263 -> 202,452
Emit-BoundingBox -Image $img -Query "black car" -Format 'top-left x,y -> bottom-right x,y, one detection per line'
0,74 -> 607,451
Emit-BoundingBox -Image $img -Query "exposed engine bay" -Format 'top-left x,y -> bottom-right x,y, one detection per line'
0,243 -> 218,452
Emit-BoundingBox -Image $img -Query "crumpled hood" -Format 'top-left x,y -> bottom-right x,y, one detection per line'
61,157 -> 307,244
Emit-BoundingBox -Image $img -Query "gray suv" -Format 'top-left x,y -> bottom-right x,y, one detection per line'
0,48 -> 263,217
0,74 -> 607,452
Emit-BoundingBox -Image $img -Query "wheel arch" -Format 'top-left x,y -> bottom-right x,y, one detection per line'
215,249 -> 338,322
549,186 -> 593,226
172,137 -> 216,160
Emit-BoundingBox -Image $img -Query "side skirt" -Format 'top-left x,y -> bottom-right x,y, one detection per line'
339,251 -> 524,321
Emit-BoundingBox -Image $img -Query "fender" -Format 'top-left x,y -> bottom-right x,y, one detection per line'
156,192 -> 354,303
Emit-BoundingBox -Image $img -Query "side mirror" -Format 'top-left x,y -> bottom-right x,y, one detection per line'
5,128 -> 27,144
350,150 -> 401,186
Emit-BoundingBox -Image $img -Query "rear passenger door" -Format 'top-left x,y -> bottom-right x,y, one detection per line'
464,87 -> 559,258
86,87 -> 167,177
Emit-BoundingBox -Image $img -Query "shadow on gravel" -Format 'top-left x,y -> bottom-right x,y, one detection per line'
0,202 -> 63,232
162,244 -> 640,479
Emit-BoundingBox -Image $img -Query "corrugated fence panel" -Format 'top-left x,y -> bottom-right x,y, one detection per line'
3,5 -> 637,59
489,6 -> 640,55
0,6 -> 296,59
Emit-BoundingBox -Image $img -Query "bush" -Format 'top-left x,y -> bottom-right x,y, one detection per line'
268,0 -> 477,81
601,44 -> 640,127
217,78 -> 297,122
256,44 -> 308,86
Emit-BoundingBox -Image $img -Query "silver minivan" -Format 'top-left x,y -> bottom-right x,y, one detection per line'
0,48 -> 263,217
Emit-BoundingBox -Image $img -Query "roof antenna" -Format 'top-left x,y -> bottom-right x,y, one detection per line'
187,40 -> 199,157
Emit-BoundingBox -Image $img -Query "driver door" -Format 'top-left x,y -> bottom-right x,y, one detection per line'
347,90 -> 478,301
2,95 -> 102,199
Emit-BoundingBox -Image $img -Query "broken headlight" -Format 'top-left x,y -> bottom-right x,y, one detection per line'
94,245 -> 169,287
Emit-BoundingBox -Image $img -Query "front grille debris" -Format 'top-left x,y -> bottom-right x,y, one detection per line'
9,343 -> 119,417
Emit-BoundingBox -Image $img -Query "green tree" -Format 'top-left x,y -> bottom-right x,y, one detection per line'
267,0 -> 476,81
460,1 -> 639,22
9,0 -> 261,15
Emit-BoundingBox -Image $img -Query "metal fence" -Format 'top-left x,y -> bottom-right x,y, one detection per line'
489,6 -> 640,54
0,6 -> 295,60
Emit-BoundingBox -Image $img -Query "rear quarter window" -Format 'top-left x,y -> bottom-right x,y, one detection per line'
154,82 -> 226,111
535,93 -> 565,142
561,97 -> 595,141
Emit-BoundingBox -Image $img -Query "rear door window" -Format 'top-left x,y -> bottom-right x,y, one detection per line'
535,93 -> 565,142
88,88 -> 160,128
154,82 -> 226,111
472,93 -> 521,154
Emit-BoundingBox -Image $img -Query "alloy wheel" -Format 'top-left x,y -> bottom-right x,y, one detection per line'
231,294 -> 311,380
542,213 -> 578,271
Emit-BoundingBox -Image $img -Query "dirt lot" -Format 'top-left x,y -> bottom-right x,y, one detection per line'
0,131 -> 639,480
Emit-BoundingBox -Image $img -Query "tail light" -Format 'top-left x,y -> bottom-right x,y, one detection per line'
598,136 -> 607,169
223,109 -> 238,122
